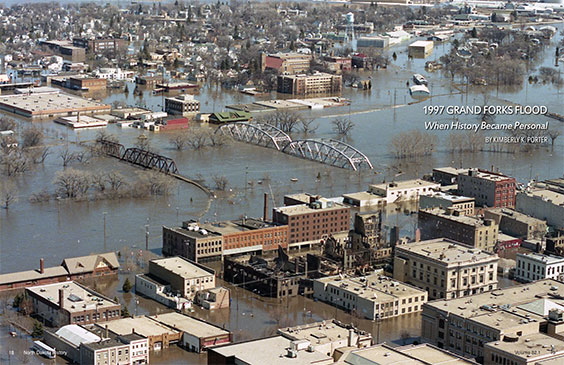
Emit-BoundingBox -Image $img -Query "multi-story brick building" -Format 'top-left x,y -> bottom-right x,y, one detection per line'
458,169 -> 516,208
418,208 -> 499,252
273,199 -> 350,244
277,72 -> 342,95
260,52 -> 312,74
69,76 -> 107,91
40,40 -> 86,63
147,257 -> 215,298
165,94 -> 200,117
394,238 -> 499,300
162,223 -> 223,262
26,281 -> 121,327
484,208 -> 546,239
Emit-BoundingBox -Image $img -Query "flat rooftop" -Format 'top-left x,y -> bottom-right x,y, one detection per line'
422,192 -> 474,203
345,343 -> 475,365
99,316 -> 179,338
0,92 -> 110,117
424,279 -> 564,318
486,208 -> 545,224
211,336 -> 333,365
419,208 -> 493,227
149,312 -> 229,338
167,225 -> 221,240
150,257 -> 213,279
274,201 -> 347,216
370,179 -> 439,191
433,167 -> 469,176
461,169 -> 514,182
485,332 -> 564,361
278,319 -> 370,346
525,189 -> 564,206
396,238 -> 497,265
517,252 -> 564,265
26,281 -> 117,312
316,273 -> 425,302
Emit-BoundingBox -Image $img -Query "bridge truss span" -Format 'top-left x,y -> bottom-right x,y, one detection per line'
282,139 -> 373,171
216,121 -> 293,151
121,147 -> 179,174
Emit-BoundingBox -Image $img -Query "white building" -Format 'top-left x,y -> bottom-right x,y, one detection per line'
516,187 -> 564,229
93,68 -> 134,80
369,179 -> 440,204
515,252 -> 564,282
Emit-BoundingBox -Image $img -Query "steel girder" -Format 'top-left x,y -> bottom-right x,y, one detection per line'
217,121 -> 292,150
99,139 -> 125,158
121,148 -> 179,174
282,139 -> 373,171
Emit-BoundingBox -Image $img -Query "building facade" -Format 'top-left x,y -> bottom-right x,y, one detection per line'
394,238 -> 499,300
273,199 -> 350,244
484,208 -> 546,239
369,179 -> 441,204
69,76 -> 107,91
73,37 -> 128,54
147,257 -> 215,298
260,52 -> 312,74
458,169 -> 516,208
418,208 -> 499,252
277,73 -> 342,95
516,184 -> 564,230
162,223 -> 223,262
165,95 -> 200,117
419,192 -> 475,216
26,282 -> 121,327
515,252 -> 564,282
313,274 -> 428,320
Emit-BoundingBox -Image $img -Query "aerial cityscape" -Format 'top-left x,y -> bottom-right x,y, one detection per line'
0,0 -> 563,364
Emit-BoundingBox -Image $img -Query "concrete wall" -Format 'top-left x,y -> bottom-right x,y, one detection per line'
516,193 -> 564,230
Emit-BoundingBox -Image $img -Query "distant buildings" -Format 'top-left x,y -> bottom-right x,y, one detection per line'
277,73 -> 342,95
419,192 -> 475,216
357,36 -> 389,48
458,169 -> 516,208
421,279 -> 564,362
484,332 -> 564,365
484,208 -> 546,240
394,238 -> 499,300
26,281 -> 121,327
418,208 -> 499,252
516,179 -> 564,229
272,198 -> 350,244
165,94 -> 200,117
72,37 -> 127,55
0,252 -> 119,291
515,252 -> 564,282
312,273 -> 428,320
40,40 -> 86,63
260,52 -> 312,74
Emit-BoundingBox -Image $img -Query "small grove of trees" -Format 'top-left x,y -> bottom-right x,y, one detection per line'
389,130 -> 438,159
169,130 -> 229,150
12,292 -> 33,315
258,110 -> 302,134
0,180 -> 18,209
48,169 -> 176,201
31,320 -> 44,338
332,117 -> 355,137
212,175 -> 229,191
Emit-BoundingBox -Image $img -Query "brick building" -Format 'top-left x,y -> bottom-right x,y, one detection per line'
458,169 -> 516,208
69,76 -> 107,91
73,37 -> 128,54
260,52 -> 312,74
277,72 -> 342,95
418,208 -> 499,252
273,199 -> 350,244
26,281 -> 121,327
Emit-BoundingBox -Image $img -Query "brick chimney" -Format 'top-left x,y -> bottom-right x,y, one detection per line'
40,258 -> 44,274
415,228 -> 421,242
59,289 -> 64,309
105,325 -> 109,338
263,193 -> 269,222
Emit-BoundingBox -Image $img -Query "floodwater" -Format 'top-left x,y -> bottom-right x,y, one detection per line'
1,22 -> 564,364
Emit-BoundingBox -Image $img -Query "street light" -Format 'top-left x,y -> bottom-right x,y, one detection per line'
103,212 -> 107,251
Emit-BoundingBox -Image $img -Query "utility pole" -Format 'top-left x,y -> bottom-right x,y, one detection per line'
103,212 -> 107,251
145,224 -> 149,251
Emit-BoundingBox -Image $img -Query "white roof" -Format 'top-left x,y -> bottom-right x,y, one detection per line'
55,324 -> 101,347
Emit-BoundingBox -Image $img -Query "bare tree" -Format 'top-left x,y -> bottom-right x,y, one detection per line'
169,134 -> 189,150
187,130 -> 209,150
390,130 -> 437,159
300,118 -> 318,135
207,130 -> 228,147
332,117 -> 355,136
54,168 -> 92,198
96,130 -> 119,143
136,171 -> 176,196
21,127 -> 44,148
212,175 -> 229,191
263,110 -> 301,134
26,147 -> 50,164
0,117 -> 16,131
1,149 -> 30,176
547,129 -> 561,148
0,181 -> 18,209
106,171 -> 128,194
29,189 -> 51,203
59,148 -> 78,167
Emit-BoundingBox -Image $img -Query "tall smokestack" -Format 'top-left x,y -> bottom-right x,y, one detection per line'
415,228 -> 421,243
59,289 -> 64,309
40,258 -> 44,274
105,325 -> 109,338
263,193 -> 269,222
